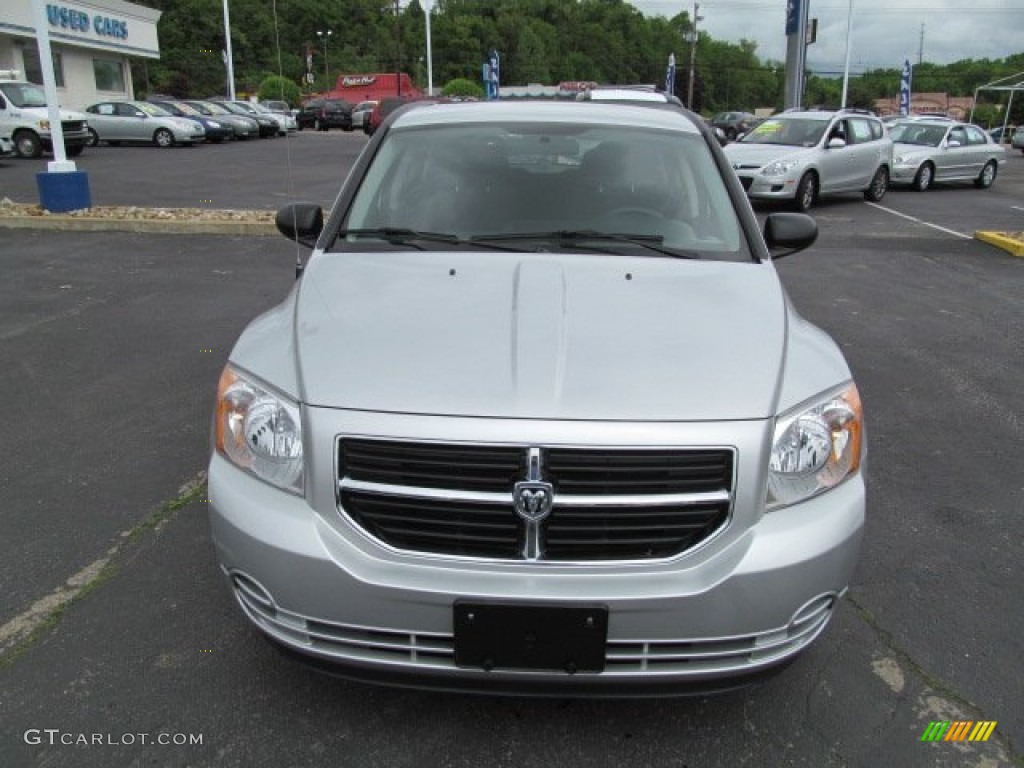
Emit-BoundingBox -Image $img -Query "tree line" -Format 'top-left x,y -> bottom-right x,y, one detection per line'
131,0 -> 1023,121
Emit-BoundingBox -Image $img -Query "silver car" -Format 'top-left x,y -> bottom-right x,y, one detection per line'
1012,128 -> 1024,153
724,109 -> 892,211
210,100 -> 866,695
83,100 -> 205,147
351,100 -> 378,130
890,119 -> 1006,190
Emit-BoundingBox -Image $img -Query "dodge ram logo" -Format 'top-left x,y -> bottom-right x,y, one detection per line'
513,481 -> 553,522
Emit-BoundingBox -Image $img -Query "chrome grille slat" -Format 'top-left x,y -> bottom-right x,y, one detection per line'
338,438 -> 734,562
232,575 -> 835,675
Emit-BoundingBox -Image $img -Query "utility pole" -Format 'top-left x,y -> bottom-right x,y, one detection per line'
317,29 -> 332,92
917,23 -> 924,65
394,0 -> 402,96
686,2 -> 703,110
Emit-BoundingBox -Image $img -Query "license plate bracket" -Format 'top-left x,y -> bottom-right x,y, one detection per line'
454,601 -> 608,673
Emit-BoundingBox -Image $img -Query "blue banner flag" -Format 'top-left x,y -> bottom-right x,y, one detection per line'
785,0 -> 802,35
899,59 -> 912,116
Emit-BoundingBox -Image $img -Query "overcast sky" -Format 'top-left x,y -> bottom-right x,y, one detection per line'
631,0 -> 1023,74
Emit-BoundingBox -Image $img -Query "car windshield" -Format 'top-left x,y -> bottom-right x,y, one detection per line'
199,102 -> 230,115
889,122 -> 947,146
171,101 -> 201,116
739,117 -> 829,147
342,121 -> 749,262
0,82 -> 47,108
136,102 -> 171,117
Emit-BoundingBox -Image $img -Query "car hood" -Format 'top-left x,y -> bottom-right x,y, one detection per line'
289,251 -> 788,420
20,106 -> 89,121
723,142 -> 813,168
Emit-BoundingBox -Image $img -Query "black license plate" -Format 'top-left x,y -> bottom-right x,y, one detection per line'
454,602 -> 608,673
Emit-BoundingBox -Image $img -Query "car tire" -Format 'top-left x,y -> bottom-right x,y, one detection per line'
86,128 -> 100,147
793,172 -> 817,212
974,160 -> 997,189
864,166 -> 888,202
13,130 -> 42,159
66,144 -> 85,157
154,128 -> 175,148
911,162 -> 933,191
725,127 -> 737,141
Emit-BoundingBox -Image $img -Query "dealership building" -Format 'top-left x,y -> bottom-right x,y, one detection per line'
0,0 -> 160,109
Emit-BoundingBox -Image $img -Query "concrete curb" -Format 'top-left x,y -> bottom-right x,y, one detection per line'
0,214 -> 277,236
974,231 -> 1024,258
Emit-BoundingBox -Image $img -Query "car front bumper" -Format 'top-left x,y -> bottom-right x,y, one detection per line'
209,413 -> 864,695
734,171 -> 801,201
890,161 -> 923,185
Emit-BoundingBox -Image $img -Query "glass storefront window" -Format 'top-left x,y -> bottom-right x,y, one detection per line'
93,58 -> 125,91
22,47 -> 65,87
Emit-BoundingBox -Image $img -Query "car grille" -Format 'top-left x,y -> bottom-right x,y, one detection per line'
338,438 -> 733,562
61,120 -> 86,134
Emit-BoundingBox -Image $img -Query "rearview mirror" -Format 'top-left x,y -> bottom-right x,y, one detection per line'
276,203 -> 323,248
764,212 -> 818,259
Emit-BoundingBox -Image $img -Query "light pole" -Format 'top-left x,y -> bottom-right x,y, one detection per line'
840,0 -> 853,108
317,29 -> 332,91
686,2 -> 703,110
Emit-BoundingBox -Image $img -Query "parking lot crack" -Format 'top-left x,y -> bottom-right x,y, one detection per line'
0,471 -> 207,670
846,593 -> 1019,764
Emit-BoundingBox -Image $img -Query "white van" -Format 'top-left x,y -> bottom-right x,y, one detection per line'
0,71 -> 91,159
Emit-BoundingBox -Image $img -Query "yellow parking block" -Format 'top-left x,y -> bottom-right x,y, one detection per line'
975,231 -> 1024,257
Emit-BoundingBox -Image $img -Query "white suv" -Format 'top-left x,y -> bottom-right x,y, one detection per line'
724,109 -> 892,211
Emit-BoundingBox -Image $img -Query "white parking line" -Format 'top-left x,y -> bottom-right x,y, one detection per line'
865,202 -> 973,240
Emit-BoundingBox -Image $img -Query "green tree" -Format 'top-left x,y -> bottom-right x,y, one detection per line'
257,75 -> 302,106
442,77 -> 483,98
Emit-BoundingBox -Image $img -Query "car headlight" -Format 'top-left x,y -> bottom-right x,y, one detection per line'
38,119 -> 50,130
767,382 -> 864,509
215,365 -> 304,494
208,120 -> 222,128
761,160 -> 799,177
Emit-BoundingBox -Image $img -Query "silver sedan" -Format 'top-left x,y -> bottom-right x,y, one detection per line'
890,119 -> 1006,190
84,100 -> 205,148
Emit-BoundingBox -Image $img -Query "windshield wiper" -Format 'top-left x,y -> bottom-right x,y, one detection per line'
471,230 -> 699,259
336,228 -> 523,252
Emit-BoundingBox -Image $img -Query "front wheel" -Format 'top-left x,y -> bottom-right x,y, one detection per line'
911,162 -> 933,191
86,128 -> 100,147
974,160 -> 997,189
864,166 -> 888,202
793,172 -> 817,212
66,144 -> 85,157
154,128 -> 174,148
13,130 -> 42,159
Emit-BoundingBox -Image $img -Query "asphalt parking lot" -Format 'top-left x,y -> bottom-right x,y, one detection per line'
1,133 -> 1022,768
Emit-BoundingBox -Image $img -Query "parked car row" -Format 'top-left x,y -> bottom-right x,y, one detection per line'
723,109 -> 1008,211
78,98 -> 298,149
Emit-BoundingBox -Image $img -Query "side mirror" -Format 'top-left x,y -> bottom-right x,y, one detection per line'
946,139 -> 961,148
276,203 -> 323,248
134,111 -> 147,118
764,212 -> 818,259
826,137 -> 846,149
